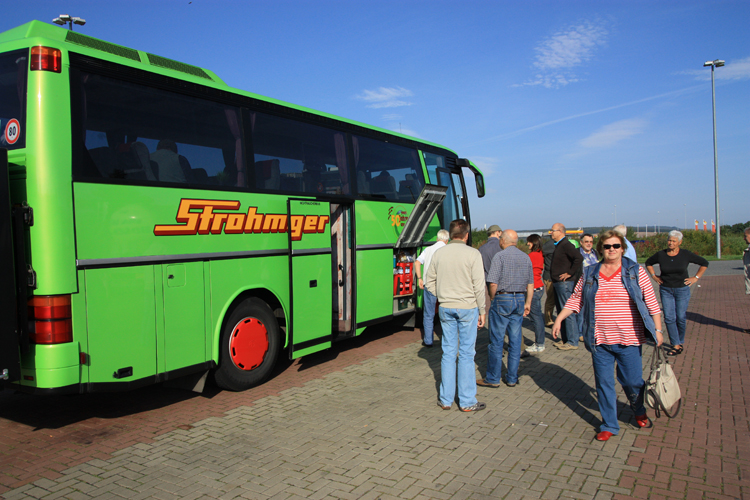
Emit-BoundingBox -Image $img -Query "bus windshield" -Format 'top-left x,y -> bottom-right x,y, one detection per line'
0,49 -> 27,150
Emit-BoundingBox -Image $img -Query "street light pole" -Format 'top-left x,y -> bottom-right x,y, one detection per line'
52,14 -> 86,30
614,205 -> 617,226
684,204 -> 687,230
657,211 -> 660,234
704,59 -> 724,258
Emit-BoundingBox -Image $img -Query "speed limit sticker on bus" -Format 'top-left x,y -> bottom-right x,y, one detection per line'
4,118 -> 20,144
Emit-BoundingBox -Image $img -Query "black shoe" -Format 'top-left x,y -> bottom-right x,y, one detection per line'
422,341 -> 433,348
503,379 -> 517,388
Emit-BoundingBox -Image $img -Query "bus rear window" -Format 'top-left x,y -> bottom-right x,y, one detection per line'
0,49 -> 28,150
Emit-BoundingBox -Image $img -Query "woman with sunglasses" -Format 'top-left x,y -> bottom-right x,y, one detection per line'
552,230 -> 663,441
645,230 -> 708,356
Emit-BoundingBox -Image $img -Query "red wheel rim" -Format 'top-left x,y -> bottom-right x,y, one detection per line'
229,317 -> 269,370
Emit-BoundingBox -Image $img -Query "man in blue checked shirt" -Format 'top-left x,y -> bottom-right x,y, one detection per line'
477,229 -> 533,389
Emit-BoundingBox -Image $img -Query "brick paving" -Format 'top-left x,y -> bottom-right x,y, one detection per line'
1,274 -> 748,499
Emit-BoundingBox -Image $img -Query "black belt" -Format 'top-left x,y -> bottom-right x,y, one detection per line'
497,291 -> 525,294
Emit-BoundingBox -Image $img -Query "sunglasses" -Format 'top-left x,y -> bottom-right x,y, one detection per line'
603,244 -> 622,250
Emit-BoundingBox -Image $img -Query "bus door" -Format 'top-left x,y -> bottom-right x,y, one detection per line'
436,168 -> 467,223
1,149 -> 23,383
288,199 -> 334,359
330,202 -> 354,339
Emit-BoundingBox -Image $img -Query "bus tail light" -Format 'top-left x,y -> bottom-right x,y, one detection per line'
28,295 -> 73,344
30,46 -> 62,73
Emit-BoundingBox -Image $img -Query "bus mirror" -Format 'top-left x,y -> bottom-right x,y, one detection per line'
455,158 -> 471,168
474,174 -> 485,198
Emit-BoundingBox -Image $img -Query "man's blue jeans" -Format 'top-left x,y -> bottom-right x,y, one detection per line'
660,286 -> 691,346
486,294 -> 524,385
438,307 -> 479,408
422,288 -> 438,345
591,344 -> 646,435
529,288 -> 545,345
553,280 -> 578,346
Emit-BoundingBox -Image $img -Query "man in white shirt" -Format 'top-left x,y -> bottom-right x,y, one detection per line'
415,229 -> 449,346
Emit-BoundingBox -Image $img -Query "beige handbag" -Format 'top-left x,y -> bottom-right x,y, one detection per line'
645,345 -> 682,418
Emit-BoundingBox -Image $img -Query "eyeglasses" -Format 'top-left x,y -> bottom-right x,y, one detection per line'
602,244 -> 622,250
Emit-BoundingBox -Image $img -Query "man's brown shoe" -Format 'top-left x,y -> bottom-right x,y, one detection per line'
556,343 -> 578,351
476,379 -> 501,388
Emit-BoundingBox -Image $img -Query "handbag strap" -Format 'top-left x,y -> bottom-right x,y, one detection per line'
648,386 -> 682,418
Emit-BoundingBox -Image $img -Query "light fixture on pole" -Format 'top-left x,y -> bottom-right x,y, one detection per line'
704,59 -> 724,258
52,14 -> 86,30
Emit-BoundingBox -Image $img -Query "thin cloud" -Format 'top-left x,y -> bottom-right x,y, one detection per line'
388,126 -> 421,139
682,56 -> 750,81
356,87 -> 414,108
520,21 -> 608,89
466,156 -> 499,177
476,84 -> 705,145
579,118 -> 647,149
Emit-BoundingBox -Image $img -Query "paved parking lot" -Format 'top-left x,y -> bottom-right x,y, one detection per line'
1,272 -> 748,500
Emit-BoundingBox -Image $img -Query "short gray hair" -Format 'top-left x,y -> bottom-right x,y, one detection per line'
437,229 -> 450,241
668,230 -> 684,241
613,224 -> 627,237
745,227 -> 750,235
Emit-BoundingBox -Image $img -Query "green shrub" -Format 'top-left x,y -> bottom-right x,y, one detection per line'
634,230 -> 745,259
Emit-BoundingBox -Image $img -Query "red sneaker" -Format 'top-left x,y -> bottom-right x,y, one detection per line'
635,414 -> 650,428
596,431 -> 614,441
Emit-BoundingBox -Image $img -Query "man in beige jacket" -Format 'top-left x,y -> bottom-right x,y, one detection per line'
425,219 -> 486,412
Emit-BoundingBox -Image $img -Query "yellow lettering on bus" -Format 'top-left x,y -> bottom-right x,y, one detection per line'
154,199 -> 330,240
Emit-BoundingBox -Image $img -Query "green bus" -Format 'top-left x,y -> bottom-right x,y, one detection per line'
0,21 -> 484,394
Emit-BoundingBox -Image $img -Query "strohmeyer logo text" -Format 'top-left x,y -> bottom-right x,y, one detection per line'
154,199 -> 329,241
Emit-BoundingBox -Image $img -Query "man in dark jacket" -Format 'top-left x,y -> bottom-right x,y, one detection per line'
542,238 -> 557,327
550,223 -> 583,350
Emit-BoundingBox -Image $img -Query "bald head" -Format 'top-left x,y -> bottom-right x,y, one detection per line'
500,229 -> 518,248
551,223 -> 566,242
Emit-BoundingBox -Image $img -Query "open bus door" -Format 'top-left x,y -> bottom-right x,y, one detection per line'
393,185 -> 447,322
287,199 -> 334,359
0,149 -> 27,383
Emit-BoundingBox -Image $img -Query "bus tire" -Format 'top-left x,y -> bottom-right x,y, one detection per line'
214,297 -> 280,391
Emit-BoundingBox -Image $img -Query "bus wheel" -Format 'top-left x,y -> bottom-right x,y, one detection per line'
214,298 -> 280,391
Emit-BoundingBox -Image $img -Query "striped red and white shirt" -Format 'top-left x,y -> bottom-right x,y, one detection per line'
564,266 -> 661,346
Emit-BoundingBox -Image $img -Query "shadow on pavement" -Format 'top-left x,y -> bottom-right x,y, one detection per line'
0,320 -> 419,431
686,311 -> 747,333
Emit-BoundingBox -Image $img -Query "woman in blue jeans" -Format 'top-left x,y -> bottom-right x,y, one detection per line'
645,230 -> 708,356
525,234 -> 546,352
553,230 -> 664,441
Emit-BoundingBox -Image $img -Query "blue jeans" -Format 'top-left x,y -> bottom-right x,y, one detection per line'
591,344 -> 646,435
486,294 -> 525,385
422,288 -> 438,345
529,288 -> 545,345
438,307 -> 479,408
660,286 -> 691,346
553,280 -> 579,346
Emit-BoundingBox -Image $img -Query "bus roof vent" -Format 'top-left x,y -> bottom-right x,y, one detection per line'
146,53 -> 213,81
65,31 -> 141,62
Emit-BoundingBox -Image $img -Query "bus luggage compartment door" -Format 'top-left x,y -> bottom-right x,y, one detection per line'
288,199 -> 333,359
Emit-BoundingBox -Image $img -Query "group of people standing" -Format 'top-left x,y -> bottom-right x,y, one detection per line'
416,220 -> 711,442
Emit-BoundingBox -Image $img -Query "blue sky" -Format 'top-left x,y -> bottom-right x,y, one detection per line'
5,1 -> 749,231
